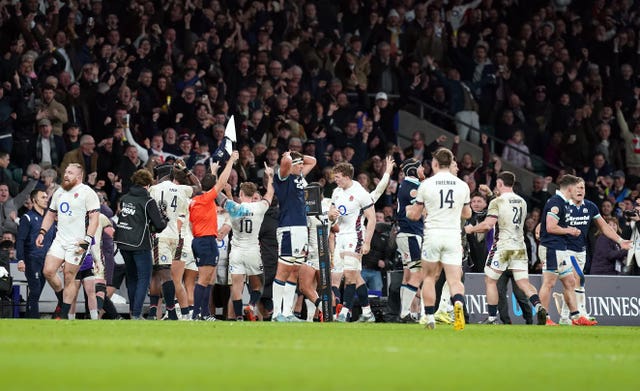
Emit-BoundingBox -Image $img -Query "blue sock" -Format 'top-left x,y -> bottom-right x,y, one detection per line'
233,300 -> 243,319
148,295 -> 160,317
60,302 -> 71,318
161,281 -> 176,310
356,284 -> 369,307
249,290 -> 262,306
192,284 -> 205,319
201,285 -> 213,317
343,284 -> 356,310
424,306 -> 435,315
488,304 -> 498,317
570,311 -> 580,318
331,286 -> 342,304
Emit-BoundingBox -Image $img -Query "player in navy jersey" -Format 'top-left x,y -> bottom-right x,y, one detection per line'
557,178 -> 631,324
396,158 -> 426,323
538,174 -> 596,326
271,150 -> 316,321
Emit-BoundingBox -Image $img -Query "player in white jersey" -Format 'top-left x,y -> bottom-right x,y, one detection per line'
329,156 -> 393,319
38,163 -> 100,320
407,148 -> 471,330
464,171 -> 549,325
90,213 -> 114,318
328,163 -> 377,322
229,164 -> 274,320
149,166 -> 197,320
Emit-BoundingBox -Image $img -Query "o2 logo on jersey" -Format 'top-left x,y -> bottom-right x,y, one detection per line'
338,205 -> 347,216
217,239 -> 226,249
59,202 -> 72,216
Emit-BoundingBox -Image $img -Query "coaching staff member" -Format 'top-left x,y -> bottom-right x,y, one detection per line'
114,169 -> 168,320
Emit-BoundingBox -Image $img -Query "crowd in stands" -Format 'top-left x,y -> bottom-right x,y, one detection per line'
1,0 -> 640,279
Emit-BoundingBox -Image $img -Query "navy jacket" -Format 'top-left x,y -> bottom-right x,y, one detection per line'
16,209 -> 56,261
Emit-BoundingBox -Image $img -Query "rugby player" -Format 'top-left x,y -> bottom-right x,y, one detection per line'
464,171 -> 549,325
407,149 -> 471,330
38,163 -> 100,320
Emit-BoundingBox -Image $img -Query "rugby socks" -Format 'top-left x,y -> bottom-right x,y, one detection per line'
55,290 -> 64,307
201,285 -> 213,317
305,299 -> 316,321
249,290 -> 262,306
400,284 -> 418,317
438,283 -> 451,313
68,313 -> 76,320
451,294 -> 465,307
272,279 -> 286,317
60,302 -> 71,319
90,310 -> 99,320
192,284 -> 205,319
424,305 -> 436,324
342,283 -> 356,311
575,288 -> 587,315
232,300 -> 243,319
528,294 -> 541,307
162,281 -> 178,320
356,284 -> 370,312
488,304 -> 498,317
148,295 -> 160,319
570,311 -> 580,319
282,281 -> 297,317
331,286 -> 342,304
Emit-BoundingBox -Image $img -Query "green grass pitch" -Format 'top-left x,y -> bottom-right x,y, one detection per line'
0,320 -> 637,391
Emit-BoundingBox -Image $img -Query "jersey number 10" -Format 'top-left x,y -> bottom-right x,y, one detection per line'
239,219 -> 253,233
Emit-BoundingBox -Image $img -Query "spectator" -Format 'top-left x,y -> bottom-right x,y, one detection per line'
591,217 -> 627,275
501,129 -> 533,170
31,119 -> 66,169
35,84 -> 68,137
60,134 -> 98,180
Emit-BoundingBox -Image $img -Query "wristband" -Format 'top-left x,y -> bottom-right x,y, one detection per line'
84,234 -> 94,244
617,237 -> 624,244
39,228 -> 47,235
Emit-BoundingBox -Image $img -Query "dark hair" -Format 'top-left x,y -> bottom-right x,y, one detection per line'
557,174 -> 580,189
498,171 -> 516,187
30,189 -> 45,202
201,173 -> 216,191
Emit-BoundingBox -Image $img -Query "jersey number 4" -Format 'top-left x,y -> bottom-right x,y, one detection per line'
439,189 -> 454,209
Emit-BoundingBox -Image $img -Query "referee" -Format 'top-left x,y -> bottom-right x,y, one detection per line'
189,151 -> 239,320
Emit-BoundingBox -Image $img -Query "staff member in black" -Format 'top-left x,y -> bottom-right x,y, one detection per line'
16,189 -> 56,318
114,169 -> 167,320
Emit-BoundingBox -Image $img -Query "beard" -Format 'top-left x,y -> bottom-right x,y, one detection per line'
62,177 -> 79,191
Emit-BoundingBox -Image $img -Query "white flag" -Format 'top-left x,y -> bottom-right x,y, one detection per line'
225,115 -> 237,156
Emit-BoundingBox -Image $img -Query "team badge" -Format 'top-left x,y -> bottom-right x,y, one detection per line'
349,195 -> 354,201
349,243 -> 353,248
74,193 -> 79,198
583,208 -> 588,213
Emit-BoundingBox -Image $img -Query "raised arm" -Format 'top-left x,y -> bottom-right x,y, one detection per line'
214,151 -> 239,194
263,163 -> 275,204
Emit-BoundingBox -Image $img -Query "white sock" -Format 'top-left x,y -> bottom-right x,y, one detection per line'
90,310 -> 99,320
339,307 -> 349,317
419,289 -> 425,316
68,313 -> 76,320
272,281 -> 285,317
305,299 -> 315,321
438,283 -> 451,313
560,295 -> 570,319
282,282 -> 297,317
400,285 -> 417,317
362,305 -> 372,316
575,288 -> 586,316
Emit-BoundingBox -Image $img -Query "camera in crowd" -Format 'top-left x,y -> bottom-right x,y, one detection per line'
623,209 -> 639,221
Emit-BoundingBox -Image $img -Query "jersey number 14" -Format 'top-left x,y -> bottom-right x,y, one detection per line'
439,189 -> 454,209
